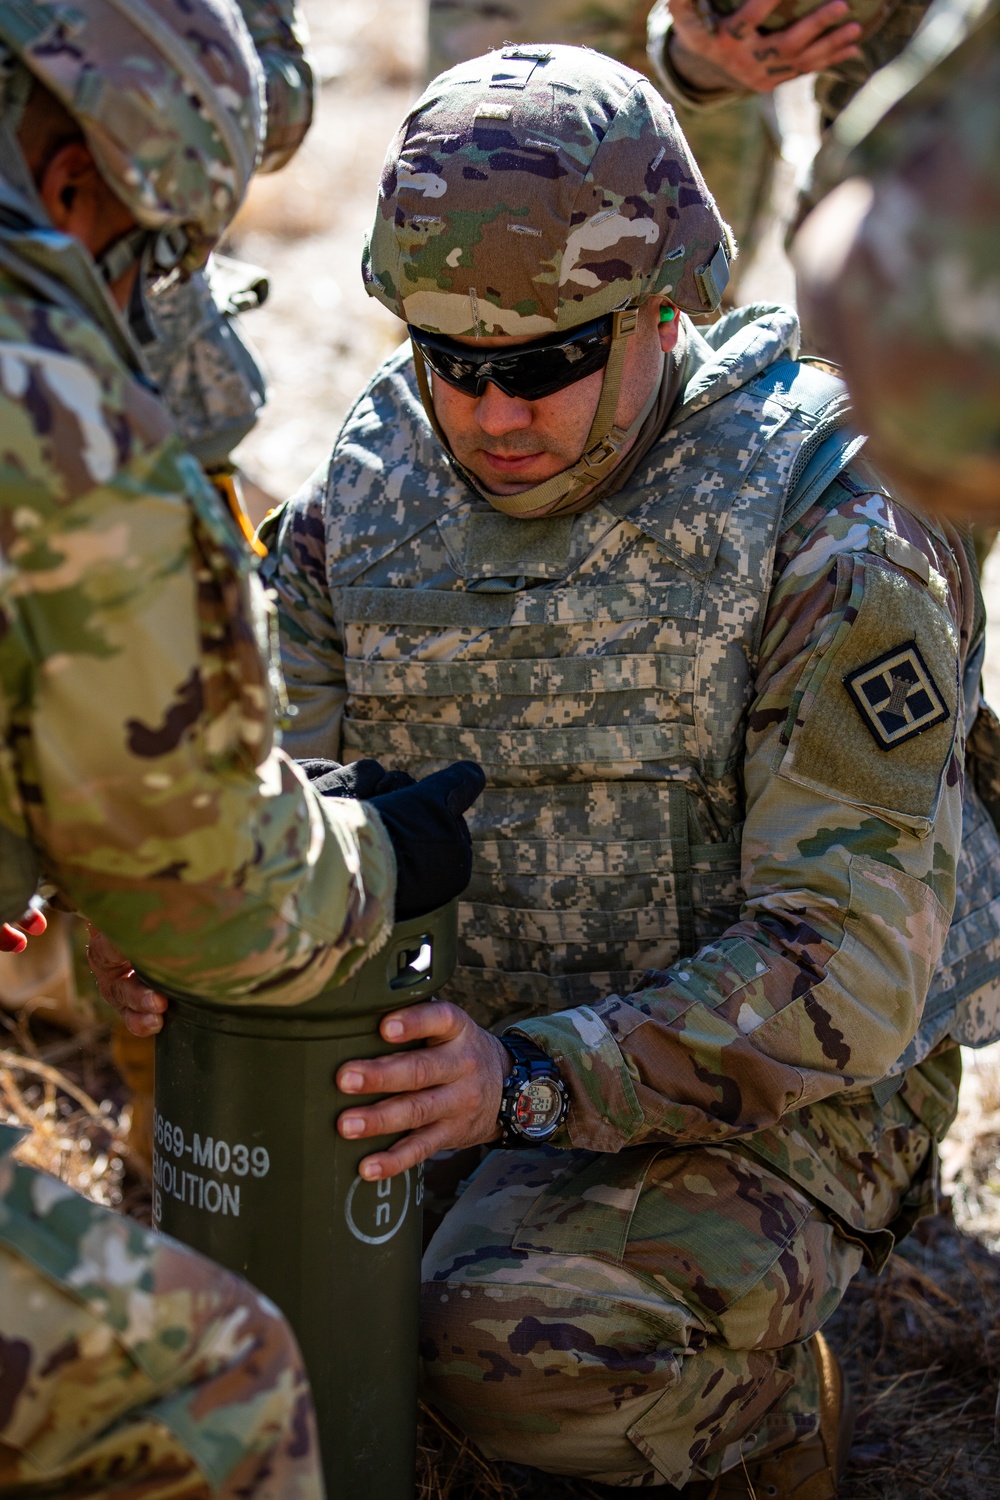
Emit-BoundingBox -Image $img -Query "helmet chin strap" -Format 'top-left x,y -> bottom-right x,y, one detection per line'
411,304 -> 658,519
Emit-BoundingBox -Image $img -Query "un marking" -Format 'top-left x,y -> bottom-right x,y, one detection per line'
843,639 -> 948,751
344,1169 -> 411,1246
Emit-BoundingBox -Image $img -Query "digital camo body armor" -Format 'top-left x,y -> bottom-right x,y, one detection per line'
311,307 -> 1000,1082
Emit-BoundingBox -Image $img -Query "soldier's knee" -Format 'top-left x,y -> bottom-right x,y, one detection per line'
419,1275 -> 682,1478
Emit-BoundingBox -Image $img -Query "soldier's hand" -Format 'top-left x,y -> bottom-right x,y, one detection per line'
86,926 -> 168,1036
369,761 -> 486,920
668,0 -> 862,93
298,757 -> 416,798
336,999 -> 506,1180
0,899 -> 47,953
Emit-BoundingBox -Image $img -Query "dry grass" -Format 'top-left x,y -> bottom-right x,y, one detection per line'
0,1011 -> 128,1209
828,1220 -> 1000,1498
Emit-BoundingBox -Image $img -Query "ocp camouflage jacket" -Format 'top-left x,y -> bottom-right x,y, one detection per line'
264,305 -> 1000,1234
0,183 -> 395,1004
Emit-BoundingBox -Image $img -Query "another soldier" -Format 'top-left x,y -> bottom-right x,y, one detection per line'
0,2 -> 316,1043
102,0 -> 317,1172
142,0 -> 315,483
0,0 -> 477,1490
793,0 -> 1000,524
646,0 -> 934,257
261,46 -> 1000,1492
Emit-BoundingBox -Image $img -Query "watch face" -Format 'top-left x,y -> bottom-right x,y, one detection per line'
514,1078 -> 564,1138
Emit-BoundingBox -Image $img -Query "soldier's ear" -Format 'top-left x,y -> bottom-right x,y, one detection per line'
657,300 -> 680,354
37,141 -> 135,262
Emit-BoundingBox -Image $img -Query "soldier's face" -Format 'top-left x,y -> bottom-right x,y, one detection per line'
431,298 -> 676,496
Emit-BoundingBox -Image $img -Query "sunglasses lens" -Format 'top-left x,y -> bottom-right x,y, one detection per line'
417,346 -> 482,394
412,318 -> 612,400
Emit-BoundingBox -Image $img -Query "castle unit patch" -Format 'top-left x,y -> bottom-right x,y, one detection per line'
843,640 -> 949,751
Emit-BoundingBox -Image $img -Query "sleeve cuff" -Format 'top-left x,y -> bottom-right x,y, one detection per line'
509,1006 -> 645,1153
647,13 -> 749,110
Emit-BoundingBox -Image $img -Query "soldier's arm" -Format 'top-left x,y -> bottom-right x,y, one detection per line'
514,474 -> 972,1152
236,0 -> 315,173
0,337 -> 393,1007
258,476 -> 349,760
648,0 -> 862,104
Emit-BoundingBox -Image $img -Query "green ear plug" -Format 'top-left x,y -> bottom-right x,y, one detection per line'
659,305 -> 676,323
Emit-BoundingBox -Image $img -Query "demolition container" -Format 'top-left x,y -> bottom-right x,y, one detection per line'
153,902 -> 458,1500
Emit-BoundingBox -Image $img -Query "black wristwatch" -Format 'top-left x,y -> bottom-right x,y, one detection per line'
497,1034 -> 569,1147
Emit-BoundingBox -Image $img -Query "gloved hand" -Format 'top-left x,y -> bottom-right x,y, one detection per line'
369,761 -> 486,920
298,757 -> 415,799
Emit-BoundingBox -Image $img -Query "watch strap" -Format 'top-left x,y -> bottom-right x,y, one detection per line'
497,1033 -> 568,1147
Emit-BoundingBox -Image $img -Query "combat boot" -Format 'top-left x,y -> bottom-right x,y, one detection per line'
701,1333 -> 853,1499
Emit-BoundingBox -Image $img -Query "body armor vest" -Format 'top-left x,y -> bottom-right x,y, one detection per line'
325,312 -> 1000,1071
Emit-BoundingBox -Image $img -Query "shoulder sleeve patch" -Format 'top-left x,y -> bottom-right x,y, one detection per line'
778,558 -> 959,833
844,640 -> 949,750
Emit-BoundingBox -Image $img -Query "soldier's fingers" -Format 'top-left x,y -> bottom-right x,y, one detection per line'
794,32 -> 862,71
85,925 -> 168,1017
0,924 -> 27,953
110,974 -> 164,1013
338,1044 -> 458,1099
723,0 -> 792,37
0,901 -> 45,949
128,984 -> 167,1013
338,1083 -> 453,1141
358,1123 -> 465,1181
379,999 -> 464,1045
123,1008 -> 164,1037
749,18 -> 859,79
668,0 -> 703,33
17,904 -> 46,937
85,923 -> 130,971
776,0 -> 855,50
99,966 -> 167,1021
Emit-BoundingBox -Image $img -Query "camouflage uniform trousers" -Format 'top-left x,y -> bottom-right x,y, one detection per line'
0,1139 -> 323,1499
422,1089 -> 935,1488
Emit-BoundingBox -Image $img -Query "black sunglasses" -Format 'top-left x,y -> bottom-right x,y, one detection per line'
408,314 -> 614,402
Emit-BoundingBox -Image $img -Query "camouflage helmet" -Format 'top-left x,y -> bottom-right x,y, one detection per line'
363,44 -> 733,518
0,0 -> 264,273
793,0 -> 1000,522
363,43 -> 733,338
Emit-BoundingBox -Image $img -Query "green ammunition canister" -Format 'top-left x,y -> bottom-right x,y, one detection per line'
153,902 -> 458,1500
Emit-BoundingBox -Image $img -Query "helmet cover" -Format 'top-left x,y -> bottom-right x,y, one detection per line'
364,42 -> 733,337
0,0 -> 264,270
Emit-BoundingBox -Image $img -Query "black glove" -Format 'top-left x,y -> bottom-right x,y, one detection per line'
298,757 -> 415,799
369,761 -> 486,920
